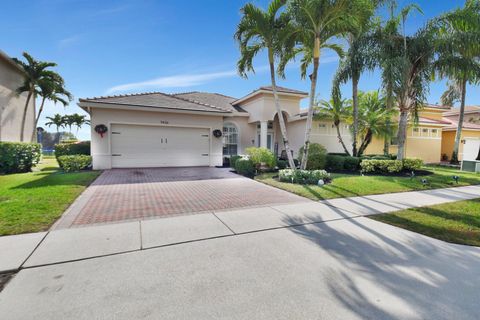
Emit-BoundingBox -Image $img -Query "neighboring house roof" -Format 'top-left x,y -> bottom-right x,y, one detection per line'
0,49 -> 24,75
418,117 -> 451,125
172,92 -> 247,113
79,92 -> 232,114
442,117 -> 480,131
443,105 -> 480,116
424,103 -> 451,110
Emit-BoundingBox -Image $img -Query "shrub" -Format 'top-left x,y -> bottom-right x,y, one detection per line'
402,158 -> 423,171
361,159 -> 403,174
230,155 -> 242,169
326,155 -> 345,171
245,147 -> 276,168
235,158 -> 255,178
0,142 -> 41,174
55,141 -> 90,160
276,159 -> 288,170
298,143 -> 327,170
279,169 -> 331,185
57,155 -> 92,172
344,156 -> 361,171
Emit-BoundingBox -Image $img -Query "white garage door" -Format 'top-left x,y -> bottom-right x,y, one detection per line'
462,138 -> 480,161
110,124 -> 210,168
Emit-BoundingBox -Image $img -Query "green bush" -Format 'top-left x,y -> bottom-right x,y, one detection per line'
276,159 -> 288,169
402,158 -> 423,171
344,156 -> 361,171
278,169 -> 331,185
298,143 -> 327,170
0,142 -> 41,174
57,155 -> 92,172
326,155 -> 345,171
245,147 -> 276,168
361,159 -> 403,174
230,155 -> 242,169
235,158 -> 255,178
55,141 -> 90,160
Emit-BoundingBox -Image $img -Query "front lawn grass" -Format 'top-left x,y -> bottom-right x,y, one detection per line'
256,166 -> 480,201
370,198 -> 480,246
0,158 -> 100,236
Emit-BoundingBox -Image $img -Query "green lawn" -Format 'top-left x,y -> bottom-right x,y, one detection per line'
370,199 -> 480,246
256,166 -> 480,201
0,158 -> 100,236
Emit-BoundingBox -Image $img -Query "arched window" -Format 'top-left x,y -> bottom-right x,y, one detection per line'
223,123 -> 238,156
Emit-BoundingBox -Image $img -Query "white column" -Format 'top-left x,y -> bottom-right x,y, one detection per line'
260,121 -> 268,148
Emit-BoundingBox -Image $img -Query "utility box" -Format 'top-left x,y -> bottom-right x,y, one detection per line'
461,160 -> 480,173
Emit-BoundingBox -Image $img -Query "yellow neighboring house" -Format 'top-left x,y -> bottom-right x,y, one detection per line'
364,104 -> 450,163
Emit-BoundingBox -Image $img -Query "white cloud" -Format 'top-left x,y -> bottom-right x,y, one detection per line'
58,35 -> 82,49
106,70 -> 240,94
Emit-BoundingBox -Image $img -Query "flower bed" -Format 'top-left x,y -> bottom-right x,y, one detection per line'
279,169 -> 331,185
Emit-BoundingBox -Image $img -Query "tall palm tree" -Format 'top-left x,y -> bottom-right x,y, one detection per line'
71,113 -> 89,136
281,0 -> 363,169
331,0 -> 386,156
12,52 -> 57,142
31,72 -> 72,141
356,90 -> 394,155
62,114 -> 75,134
433,0 -> 480,163
315,97 -> 351,155
45,113 -> 65,143
234,0 -> 296,169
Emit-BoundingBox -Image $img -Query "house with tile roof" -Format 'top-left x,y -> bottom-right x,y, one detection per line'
79,86 -> 478,170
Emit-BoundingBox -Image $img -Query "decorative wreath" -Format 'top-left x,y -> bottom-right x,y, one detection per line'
94,124 -> 108,138
213,129 -> 223,138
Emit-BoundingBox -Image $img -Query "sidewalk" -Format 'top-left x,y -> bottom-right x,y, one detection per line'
1,185 -> 479,273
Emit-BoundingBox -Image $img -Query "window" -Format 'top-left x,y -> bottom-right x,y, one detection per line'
223,123 -> 238,156
431,129 -> 438,137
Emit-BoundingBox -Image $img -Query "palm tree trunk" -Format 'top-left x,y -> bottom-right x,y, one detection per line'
20,89 -> 34,142
268,49 -> 296,169
335,122 -> 351,156
358,130 -> 373,156
352,74 -> 359,156
31,97 -> 46,142
452,77 -> 467,164
383,118 -> 391,155
396,109 -> 409,160
300,37 -> 320,170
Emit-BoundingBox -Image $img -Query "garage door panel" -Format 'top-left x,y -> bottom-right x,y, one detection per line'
111,124 -> 210,168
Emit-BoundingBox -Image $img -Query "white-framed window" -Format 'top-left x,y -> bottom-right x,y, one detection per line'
223,123 -> 238,156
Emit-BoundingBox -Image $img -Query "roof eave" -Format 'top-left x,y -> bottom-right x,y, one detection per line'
232,89 -> 308,106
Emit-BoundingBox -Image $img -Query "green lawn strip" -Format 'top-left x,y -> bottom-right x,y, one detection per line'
370,199 -> 480,246
255,165 -> 480,201
0,158 -> 100,236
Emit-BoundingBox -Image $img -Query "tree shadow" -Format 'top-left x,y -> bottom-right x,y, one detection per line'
282,215 -> 480,319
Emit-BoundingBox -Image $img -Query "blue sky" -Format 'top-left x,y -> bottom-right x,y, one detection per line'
1,0 -> 475,140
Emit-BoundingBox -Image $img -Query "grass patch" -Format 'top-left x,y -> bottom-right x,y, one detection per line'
0,157 -> 100,236
256,165 -> 480,201
370,199 -> 480,246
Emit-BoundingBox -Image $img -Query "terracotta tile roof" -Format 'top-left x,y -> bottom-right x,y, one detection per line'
172,92 -> 247,113
443,105 -> 480,116
424,103 -> 452,110
441,117 -> 480,131
259,86 -> 309,95
418,117 -> 451,125
79,92 -> 232,114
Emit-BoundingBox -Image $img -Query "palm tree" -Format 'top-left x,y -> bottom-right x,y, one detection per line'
315,97 -> 351,155
356,91 -> 394,156
433,0 -> 480,163
70,113 -> 89,136
281,0 -> 363,169
12,52 -> 57,142
331,0 -> 386,156
31,72 -> 72,141
45,114 -> 65,143
235,0 -> 296,169
62,115 -> 75,134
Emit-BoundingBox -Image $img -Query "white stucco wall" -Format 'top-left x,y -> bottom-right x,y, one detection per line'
88,107 -> 225,169
0,57 -> 35,142
223,116 -> 257,154
238,93 -> 304,123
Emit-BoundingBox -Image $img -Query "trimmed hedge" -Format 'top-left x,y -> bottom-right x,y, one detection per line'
0,142 -> 41,174
279,169 -> 331,185
55,141 -> 90,160
230,155 -> 242,169
245,147 -> 276,168
326,155 -> 361,172
298,143 -> 327,170
235,158 -> 255,178
360,159 -> 403,174
57,155 -> 92,172
276,159 -> 288,170
402,158 -> 423,171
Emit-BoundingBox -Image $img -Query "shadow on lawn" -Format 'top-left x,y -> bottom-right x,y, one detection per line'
13,170 -> 99,189
282,212 -> 480,319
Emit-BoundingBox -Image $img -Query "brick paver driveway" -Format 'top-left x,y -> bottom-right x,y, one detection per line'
56,167 -> 307,228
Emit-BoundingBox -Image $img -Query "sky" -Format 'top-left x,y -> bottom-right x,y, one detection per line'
1,0 -> 475,141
